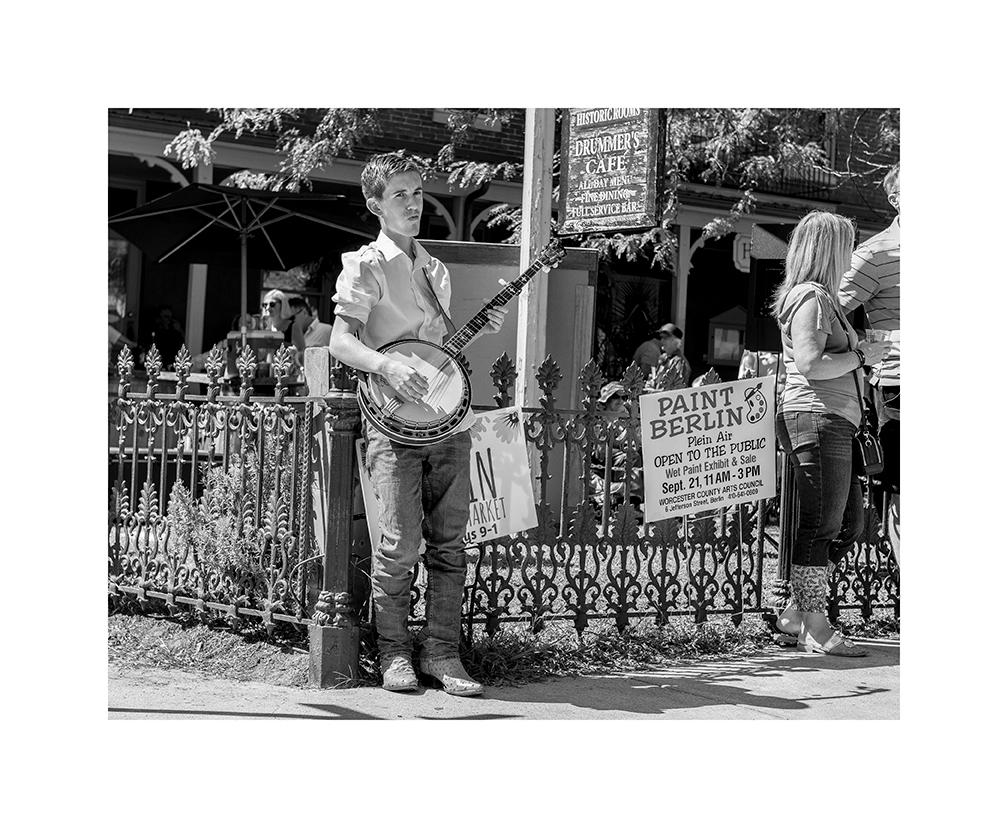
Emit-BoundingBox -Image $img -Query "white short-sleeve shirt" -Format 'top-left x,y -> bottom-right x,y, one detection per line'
332,231 -> 451,350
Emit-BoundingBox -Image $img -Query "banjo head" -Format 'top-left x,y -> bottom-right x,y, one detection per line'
365,339 -> 470,437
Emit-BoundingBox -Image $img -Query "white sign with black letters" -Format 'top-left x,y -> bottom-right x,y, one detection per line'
639,377 -> 776,523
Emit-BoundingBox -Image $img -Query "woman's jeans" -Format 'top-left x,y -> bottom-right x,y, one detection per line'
364,423 -> 472,661
776,411 -> 864,569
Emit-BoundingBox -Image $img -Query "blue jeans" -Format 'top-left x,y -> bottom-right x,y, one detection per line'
776,411 -> 864,569
364,423 -> 472,660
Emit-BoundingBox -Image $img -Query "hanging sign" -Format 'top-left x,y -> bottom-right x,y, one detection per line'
558,108 -> 664,235
356,406 -> 537,549
639,377 -> 777,523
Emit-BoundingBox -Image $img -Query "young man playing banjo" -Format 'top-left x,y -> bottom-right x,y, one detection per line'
328,153 -> 508,695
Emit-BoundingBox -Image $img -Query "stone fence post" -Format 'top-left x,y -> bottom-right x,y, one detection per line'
304,346 -> 361,687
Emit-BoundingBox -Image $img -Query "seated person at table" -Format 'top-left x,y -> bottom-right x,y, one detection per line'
288,296 -> 333,357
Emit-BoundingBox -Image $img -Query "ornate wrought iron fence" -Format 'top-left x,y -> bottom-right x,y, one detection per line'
108,343 -> 320,634
399,356 -> 773,640
109,343 -> 898,655
400,354 -> 898,639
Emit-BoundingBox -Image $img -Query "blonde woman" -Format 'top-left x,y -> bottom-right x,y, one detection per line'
772,212 -> 892,656
261,289 -> 294,333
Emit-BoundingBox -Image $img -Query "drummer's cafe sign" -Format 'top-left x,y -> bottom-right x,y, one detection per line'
559,107 -> 664,235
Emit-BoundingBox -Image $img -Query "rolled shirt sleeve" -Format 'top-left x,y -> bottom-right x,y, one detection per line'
332,246 -> 383,325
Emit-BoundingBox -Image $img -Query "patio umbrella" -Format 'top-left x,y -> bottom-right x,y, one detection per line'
108,182 -> 371,347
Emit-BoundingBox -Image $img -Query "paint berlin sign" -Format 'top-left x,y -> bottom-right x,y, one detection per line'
558,108 -> 664,235
639,378 -> 777,523
357,407 -> 537,549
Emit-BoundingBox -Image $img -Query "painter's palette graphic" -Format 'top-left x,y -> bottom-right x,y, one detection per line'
744,383 -> 768,424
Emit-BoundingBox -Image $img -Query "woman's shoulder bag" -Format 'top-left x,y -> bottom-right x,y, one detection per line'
811,283 -> 885,477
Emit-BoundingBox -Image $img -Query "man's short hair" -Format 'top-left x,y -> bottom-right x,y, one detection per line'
656,322 -> 683,339
361,153 -> 423,201
883,163 -> 900,198
287,295 -> 309,312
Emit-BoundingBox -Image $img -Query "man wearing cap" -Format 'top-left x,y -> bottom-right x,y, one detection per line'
634,323 -> 690,383
658,324 -> 691,387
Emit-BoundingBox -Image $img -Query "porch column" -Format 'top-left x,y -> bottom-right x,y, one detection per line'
185,161 -> 212,353
572,284 -> 595,407
515,107 -> 555,407
676,223 -> 692,335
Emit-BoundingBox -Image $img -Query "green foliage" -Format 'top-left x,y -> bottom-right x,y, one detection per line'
168,464 -> 263,581
436,109 -> 523,189
165,108 -> 380,192
166,434 -> 295,584
585,224 -> 679,271
164,107 -> 516,193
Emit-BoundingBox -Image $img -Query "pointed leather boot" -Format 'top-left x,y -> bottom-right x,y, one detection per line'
419,655 -> 483,697
381,655 -> 420,692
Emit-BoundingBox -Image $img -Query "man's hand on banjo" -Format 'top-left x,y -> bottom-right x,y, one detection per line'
380,355 -> 428,403
479,269 -> 553,337
484,303 -> 507,334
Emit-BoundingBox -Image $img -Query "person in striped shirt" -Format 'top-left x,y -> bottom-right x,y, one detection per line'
838,163 -> 900,565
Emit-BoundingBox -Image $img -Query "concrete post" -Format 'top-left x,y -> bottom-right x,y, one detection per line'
305,346 -> 361,687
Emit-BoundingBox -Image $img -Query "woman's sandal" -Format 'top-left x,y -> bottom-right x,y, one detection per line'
798,630 -> 868,657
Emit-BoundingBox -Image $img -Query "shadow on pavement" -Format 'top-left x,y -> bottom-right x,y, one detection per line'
110,705 -> 384,720
486,640 -> 899,717
413,714 -> 520,720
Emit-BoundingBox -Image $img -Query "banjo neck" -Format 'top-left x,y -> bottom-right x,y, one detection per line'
442,249 -> 556,357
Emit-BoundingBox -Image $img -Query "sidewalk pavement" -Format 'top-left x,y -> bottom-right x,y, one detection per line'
109,638 -> 898,720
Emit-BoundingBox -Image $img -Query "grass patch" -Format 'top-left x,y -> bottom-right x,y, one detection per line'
108,610 -> 309,687
357,616 -> 780,688
110,607 -> 898,689
837,612 -> 900,639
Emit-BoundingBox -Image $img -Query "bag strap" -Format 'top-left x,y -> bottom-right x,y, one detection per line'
833,294 -> 873,425
419,266 -> 458,337
805,283 -> 872,424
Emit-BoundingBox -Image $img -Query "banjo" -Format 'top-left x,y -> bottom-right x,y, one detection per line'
358,238 -> 567,446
